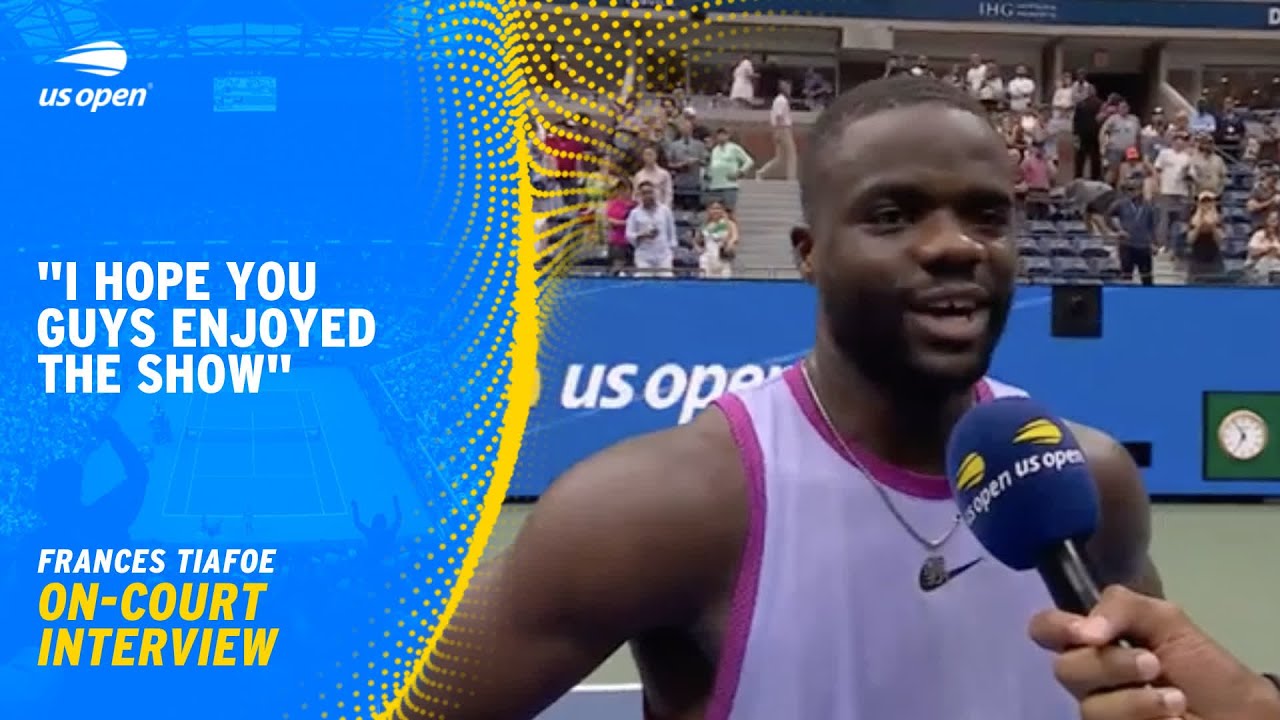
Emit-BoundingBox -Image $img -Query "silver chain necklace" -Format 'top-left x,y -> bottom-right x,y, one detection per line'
799,357 -> 962,590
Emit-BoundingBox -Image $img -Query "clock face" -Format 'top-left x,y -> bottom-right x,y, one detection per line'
1218,409 -> 1269,461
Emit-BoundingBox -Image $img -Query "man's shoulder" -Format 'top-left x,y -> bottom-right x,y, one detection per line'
551,408 -> 747,530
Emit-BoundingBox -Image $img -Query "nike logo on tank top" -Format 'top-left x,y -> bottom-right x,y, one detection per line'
700,363 -> 1077,720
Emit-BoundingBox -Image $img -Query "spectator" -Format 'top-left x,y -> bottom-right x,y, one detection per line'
682,107 -> 710,142
1100,100 -> 1140,184
625,180 -> 678,277
544,120 -> 586,201
1073,85 -> 1104,180
963,54 -> 986,96
1189,134 -> 1228,199
705,128 -> 754,211
697,200 -> 738,279
1246,169 -> 1278,228
1186,191 -> 1227,283
603,178 -> 637,275
1064,177 -> 1122,239
941,64 -> 964,89
632,145 -> 673,208
1153,132 -> 1193,255
1140,107 -> 1167,161
730,55 -> 756,108
1051,72 -> 1076,121
909,55 -> 932,77
1247,209 -> 1280,283
1020,146 -> 1053,222
802,68 -> 833,110
978,62 -> 1004,112
1109,182 -> 1157,286
1191,97 -> 1218,136
757,79 -> 797,181
884,55 -> 905,78
665,119 -> 708,210
1167,109 -> 1192,140
1114,146 -> 1150,193
1216,96 -> 1246,157
1071,69 -> 1095,104
1007,65 -> 1036,113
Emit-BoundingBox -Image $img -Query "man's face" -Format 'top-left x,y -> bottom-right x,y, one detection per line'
802,104 -> 1015,397
639,184 -> 656,206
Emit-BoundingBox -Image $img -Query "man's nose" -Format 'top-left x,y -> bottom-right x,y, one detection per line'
912,212 -> 988,270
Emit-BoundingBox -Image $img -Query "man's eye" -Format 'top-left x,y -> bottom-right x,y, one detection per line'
868,206 -> 907,226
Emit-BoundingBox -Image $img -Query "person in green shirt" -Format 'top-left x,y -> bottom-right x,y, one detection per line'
704,128 -> 754,210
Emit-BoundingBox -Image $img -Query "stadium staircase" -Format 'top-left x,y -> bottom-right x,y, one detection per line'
734,179 -> 804,279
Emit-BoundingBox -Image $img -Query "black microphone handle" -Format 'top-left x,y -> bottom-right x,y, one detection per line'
1036,539 -> 1104,616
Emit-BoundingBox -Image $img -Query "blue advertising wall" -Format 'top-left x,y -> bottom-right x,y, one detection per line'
515,279 -> 1280,499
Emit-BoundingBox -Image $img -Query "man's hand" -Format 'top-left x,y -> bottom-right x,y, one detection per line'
1029,585 -> 1280,720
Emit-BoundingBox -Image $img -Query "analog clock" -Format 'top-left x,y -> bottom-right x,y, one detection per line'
1218,409 -> 1269,461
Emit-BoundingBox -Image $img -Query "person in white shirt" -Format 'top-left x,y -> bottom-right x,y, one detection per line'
625,181 -> 679,277
632,145 -> 674,208
729,56 -> 756,107
1051,72 -> 1076,118
964,54 -> 987,98
1007,65 -> 1037,112
978,61 -> 1004,111
756,80 -> 797,181
1152,132 -> 1193,257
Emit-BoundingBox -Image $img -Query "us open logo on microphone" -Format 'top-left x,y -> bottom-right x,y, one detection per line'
957,418 -> 1087,525
39,41 -> 151,112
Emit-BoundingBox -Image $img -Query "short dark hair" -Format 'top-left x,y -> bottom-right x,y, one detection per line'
637,180 -> 654,190
800,75 -> 988,224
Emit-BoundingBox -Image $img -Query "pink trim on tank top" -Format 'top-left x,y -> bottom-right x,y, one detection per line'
783,363 -> 992,501
703,393 -> 767,720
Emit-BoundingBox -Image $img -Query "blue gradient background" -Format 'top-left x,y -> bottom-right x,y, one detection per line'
0,1 -> 521,717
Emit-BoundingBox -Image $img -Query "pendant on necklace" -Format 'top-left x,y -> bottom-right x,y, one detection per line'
919,554 -> 949,592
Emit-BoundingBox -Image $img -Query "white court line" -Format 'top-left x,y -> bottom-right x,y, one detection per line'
570,683 -> 641,694
308,390 -> 349,510
182,396 -> 212,514
162,394 -> 197,513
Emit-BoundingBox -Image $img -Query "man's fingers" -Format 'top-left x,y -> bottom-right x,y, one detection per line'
1029,609 -> 1089,652
1053,646 -> 1164,698
1079,686 -> 1187,720
1029,609 -> 1116,651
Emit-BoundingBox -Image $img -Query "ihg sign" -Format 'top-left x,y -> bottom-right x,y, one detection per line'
1271,7 -> 1280,28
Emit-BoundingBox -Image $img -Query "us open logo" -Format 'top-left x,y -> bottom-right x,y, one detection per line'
39,41 -> 151,112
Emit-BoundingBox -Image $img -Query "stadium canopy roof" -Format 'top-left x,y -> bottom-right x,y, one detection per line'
0,0 -> 428,62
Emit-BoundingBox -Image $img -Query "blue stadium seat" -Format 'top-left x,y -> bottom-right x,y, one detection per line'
1053,256 -> 1091,278
1019,256 -> 1053,278
1225,206 -> 1251,223
1231,222 -> 1254,239
1028,220 -> 1057,236
1224,190 -> 1250,207
1059,219 -> 1087,235
1224,259 -> 1248,281
1047,236 -> 1079,257
1089,256 -> 1121,280
1224,238 -> 1250,260
1016,236 -> 1044,257
1077,237 -> 1110,259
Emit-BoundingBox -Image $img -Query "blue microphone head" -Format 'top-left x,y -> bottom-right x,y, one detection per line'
945,397 -> 1100,571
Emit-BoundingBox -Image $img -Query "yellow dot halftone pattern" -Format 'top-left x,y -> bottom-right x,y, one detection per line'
298,0 -> 540,718
305,1 -> 793,718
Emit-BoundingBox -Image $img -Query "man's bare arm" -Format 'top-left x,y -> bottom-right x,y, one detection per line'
1071,422 -> 1165,598
394,411 -> 744,720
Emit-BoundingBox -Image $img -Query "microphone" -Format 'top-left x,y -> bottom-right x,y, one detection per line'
944,397 -> 1104,615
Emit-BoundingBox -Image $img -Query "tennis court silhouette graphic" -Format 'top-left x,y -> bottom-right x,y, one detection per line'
99,367 -> 422,544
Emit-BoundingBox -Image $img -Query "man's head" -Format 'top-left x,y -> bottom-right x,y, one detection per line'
714,127 -> 730,145
637,181 -> 657,207
1197,134 -> 1214,153
779,79 -> 792,96
1117,100 -> 1130,116
640,145 -> 659,167
797,75 -> 1015,398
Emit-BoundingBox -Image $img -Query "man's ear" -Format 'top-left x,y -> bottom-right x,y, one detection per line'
791,226 -> 815,281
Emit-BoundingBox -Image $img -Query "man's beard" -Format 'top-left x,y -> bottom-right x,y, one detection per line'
821,286 -> 1011,403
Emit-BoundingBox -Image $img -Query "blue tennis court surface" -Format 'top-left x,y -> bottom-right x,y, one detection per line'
87,367 -> 421,544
